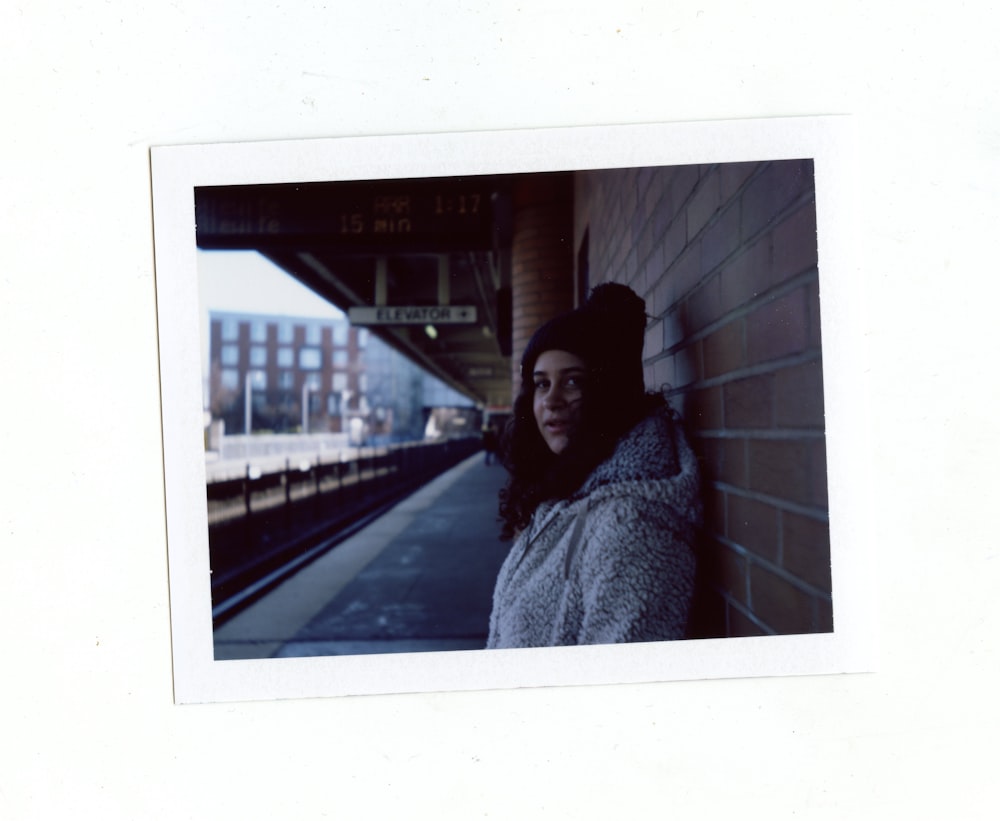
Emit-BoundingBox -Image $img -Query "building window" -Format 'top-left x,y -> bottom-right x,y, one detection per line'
299,347 -> 322,370
278,371 -> 294,390
249,370 -> 267,390
249,345 -> 267,367
220,345 -> 239,366
305,324 -> 321,345
357,328 -> 368,348
327,392 -> 341,416
332,349 -> 348,367
220,369 -> 239,390
332,372 -> 347,391
304,372 -> 321,391
221,318 -> 239,341
333,322 -> 349,345
276,347 -> 294,368
278,321 -> 294,344
250,320 -> 267,343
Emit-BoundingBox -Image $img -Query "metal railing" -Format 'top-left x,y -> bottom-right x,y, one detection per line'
207,436 -> 482,619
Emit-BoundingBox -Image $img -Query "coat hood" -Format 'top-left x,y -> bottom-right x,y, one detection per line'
576,404 -> 692,499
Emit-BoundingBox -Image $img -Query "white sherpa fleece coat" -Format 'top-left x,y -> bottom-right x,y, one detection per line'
487,407 -> 701,648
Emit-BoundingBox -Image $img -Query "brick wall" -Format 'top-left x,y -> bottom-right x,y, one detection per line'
574,160 -> 831,638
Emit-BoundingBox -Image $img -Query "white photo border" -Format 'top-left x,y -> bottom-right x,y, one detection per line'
151,117 -> 875,704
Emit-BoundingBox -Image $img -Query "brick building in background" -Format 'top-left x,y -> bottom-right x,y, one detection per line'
206,311 -> 474,443
512,160 -> 829,639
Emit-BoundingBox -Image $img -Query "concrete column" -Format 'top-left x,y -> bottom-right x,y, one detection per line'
509,173 -> 574,387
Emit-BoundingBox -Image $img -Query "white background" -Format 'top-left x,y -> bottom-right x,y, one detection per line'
2,2 -> 997,818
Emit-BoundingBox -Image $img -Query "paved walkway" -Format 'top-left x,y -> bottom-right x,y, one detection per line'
213,453 -> 511,659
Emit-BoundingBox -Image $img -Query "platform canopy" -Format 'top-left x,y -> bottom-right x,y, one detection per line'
195,174 -> 523,408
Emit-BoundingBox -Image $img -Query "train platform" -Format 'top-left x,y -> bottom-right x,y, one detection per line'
213,452 -> 511,659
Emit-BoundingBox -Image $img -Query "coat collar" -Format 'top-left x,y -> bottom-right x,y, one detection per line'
577,405 -> 683,496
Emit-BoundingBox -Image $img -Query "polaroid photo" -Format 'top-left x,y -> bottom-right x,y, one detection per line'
151,117 -> 875,703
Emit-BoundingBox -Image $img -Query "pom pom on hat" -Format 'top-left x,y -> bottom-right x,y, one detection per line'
585,282 -> 647,349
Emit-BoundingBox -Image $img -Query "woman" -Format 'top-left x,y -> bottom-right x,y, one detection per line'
487,283 -> 702,649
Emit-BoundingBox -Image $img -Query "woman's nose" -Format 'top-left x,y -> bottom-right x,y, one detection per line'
544,388 -> 566,407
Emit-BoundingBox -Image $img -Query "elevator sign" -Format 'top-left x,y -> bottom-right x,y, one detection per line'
348,305 -> 478,325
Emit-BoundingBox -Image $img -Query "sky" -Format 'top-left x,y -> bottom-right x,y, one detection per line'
198,249 -> 345,320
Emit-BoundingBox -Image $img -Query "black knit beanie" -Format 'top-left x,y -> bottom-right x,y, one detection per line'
520,282 -> 648,405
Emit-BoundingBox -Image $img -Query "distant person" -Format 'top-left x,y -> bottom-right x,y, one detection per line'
482,424 -> 499,465
487,283 -> 702,648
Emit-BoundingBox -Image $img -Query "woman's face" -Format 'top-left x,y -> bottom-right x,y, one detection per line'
532,349 -> 587,455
